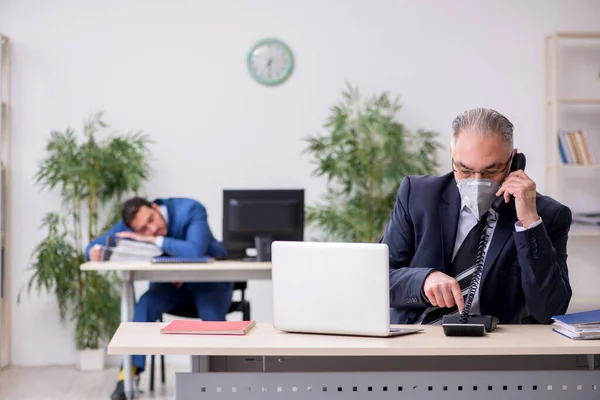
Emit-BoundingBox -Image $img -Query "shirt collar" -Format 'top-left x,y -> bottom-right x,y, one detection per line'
460,198 -> 498,219
158,204 -> 169,224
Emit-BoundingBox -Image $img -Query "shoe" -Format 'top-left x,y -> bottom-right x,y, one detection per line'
112,365 -> 140,399
110,381 -> 128,400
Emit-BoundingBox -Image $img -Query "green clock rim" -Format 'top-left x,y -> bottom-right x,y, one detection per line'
246,38 -> 294,86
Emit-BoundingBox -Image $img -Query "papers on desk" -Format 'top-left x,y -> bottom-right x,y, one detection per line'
107,239 -> 163,262
552,309 -> 600,340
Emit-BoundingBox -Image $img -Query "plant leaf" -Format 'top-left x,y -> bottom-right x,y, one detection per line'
303,84 -> 441,242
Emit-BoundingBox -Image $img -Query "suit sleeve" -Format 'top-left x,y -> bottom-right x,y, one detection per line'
382,177 -> 434,308
84,220 -> 130,260
513,205 -> 573,323
160,203 -> 211,257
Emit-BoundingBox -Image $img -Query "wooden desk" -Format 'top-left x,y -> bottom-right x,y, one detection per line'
80,260 -> 272,282
80,260 -> 271,399
109,322 -> 600,400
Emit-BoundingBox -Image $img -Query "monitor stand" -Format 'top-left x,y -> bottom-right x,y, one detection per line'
254,235 -> 274,262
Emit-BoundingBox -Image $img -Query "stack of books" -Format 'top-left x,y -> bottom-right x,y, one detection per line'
107,239 -> 163,262
552,309 -> 600,340
558,129 -> 594,165
572,212 -> 600,226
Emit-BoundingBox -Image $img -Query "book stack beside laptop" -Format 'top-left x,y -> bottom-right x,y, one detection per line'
552,309 -> 600,340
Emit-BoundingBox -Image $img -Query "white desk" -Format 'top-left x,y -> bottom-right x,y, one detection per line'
80,260 -> 272,282
80,260 -> 271,399
109,322 -> 600,400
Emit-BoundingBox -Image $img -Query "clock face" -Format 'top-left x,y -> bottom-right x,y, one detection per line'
247,38 -> 294,86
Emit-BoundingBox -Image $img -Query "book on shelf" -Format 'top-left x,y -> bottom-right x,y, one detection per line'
557,129 -> 594,165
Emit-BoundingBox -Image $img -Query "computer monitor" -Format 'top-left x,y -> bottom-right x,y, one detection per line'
222,189 -> 304,261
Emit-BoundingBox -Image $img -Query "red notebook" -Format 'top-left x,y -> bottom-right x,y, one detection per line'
160,320 -> 256,335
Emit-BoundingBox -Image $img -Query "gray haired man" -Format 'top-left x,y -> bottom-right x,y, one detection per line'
381,107 -> 572,326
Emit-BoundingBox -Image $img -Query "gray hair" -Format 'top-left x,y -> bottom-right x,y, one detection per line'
451,108 -> 514,149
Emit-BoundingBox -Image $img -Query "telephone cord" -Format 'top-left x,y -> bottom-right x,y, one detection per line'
459,216 -> 492,324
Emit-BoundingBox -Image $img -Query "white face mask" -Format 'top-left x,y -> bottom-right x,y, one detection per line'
457,178 -> 500,220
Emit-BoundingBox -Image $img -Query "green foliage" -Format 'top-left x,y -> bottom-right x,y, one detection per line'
26,214 -> 79,321
74,268 -> 121,350
22,112 -> 152,350
304,83 -> 441,243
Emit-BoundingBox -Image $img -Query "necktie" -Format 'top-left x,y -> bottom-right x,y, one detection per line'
421,212 -> 489,324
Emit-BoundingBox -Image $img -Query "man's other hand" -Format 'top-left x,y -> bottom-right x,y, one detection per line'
89,244 -> 103,261
116,231 -> 156,244
423,271 -> 464,312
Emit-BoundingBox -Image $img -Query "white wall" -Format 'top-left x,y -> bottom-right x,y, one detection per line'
1,0 -> 599,366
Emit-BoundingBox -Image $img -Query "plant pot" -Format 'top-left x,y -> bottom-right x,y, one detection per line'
76,348 -> 105,371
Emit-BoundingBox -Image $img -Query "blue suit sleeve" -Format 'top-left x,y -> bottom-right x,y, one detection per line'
381,177 -> 434,309
84,220 -> 130,260
161,203 -> 211,257
513,205 -> 573,323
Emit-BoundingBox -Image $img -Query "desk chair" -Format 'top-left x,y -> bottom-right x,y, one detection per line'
148,281 -> 251,392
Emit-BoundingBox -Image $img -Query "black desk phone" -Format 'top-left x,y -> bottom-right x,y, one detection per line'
442,153 -> 526,337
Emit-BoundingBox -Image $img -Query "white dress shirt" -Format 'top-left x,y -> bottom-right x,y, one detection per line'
154,205 -> 168,248
418,201 -> 542,324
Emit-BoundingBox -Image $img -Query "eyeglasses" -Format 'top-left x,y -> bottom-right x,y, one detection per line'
452,155 -> 512,180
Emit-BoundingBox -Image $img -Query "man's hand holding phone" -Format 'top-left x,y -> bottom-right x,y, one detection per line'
423,271 -> 464,312
495,169 -> 539,228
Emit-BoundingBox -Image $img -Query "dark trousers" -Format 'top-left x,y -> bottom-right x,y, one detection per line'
129,281 -> 234,372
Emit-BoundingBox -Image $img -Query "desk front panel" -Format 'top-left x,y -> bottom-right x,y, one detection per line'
176,370 -> 599,400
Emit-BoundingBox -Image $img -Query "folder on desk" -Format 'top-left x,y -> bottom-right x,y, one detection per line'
161,320 -> 256,335
552,309 -> 600,340
151,256 -> 214,264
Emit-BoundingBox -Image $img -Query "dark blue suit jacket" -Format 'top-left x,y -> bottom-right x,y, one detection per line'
381,173 -> 572,325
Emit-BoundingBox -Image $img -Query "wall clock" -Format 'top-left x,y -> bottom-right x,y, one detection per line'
247,38 -> 294,86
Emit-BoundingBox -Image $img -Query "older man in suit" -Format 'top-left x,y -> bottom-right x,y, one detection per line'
381,108 -> 572,326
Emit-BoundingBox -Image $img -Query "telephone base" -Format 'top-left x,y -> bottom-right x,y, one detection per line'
442,323 -> 486,336
441,314 -> 499,337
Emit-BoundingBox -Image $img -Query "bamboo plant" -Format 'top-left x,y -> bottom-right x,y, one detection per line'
21,112 -> 152,350
303,83 -> 441,243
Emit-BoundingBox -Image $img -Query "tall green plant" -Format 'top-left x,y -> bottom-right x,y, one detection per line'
304,84 -> 441,243
22,112 -> 152,349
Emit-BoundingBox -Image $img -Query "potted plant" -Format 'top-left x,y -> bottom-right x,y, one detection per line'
20,112 -> 152,371
304,83 -> 441,242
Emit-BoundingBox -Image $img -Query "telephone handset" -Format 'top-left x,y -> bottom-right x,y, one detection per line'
442,153 -> 526,336
491,153 -> 527,213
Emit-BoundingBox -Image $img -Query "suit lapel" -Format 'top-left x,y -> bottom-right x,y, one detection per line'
481,205 -> 518,284
439,181 -> 461,273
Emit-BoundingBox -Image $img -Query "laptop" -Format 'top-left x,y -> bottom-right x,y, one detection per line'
271,241 -> 423,337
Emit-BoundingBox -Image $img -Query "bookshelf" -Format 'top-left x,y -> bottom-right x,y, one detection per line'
0,33 -> 9,369
547,98 -> 600,105
544,31 -> 600,237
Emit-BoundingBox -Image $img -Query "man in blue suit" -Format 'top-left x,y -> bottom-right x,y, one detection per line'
85,197 -> 233,400
382,108 -> 572,326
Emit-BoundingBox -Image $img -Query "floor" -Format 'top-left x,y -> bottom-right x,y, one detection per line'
0,365 -> 186,400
